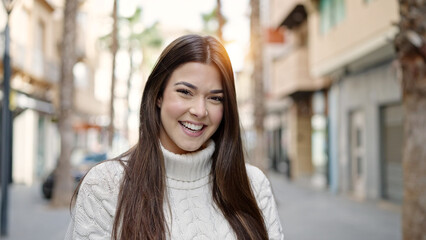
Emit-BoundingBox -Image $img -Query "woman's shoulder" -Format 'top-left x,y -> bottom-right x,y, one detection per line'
82,160 -> 125,187
245,164 -> 270,193
69,160 -> 124,239
245,164 -> 267,182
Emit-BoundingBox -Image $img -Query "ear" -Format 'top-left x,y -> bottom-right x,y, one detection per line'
157,97 -> 162,108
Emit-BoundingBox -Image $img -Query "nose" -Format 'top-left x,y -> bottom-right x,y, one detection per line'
189,98 -> 208,118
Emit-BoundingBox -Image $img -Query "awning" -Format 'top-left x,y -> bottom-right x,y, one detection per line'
280,4 -> 307,29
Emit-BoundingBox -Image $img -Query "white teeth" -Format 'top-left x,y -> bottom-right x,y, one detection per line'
181,122 -> 203,131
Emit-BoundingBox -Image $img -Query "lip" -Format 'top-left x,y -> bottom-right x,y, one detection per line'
179,121 -> 206,137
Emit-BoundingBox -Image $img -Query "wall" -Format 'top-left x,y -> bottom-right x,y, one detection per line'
9,0 -> 60,82
309,0 -> 399,77
12,109 -> 59,185
12,110 -> 37,185
336,62 -> 401,198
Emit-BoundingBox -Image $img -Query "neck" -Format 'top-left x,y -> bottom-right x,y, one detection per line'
160,140 -> 215,189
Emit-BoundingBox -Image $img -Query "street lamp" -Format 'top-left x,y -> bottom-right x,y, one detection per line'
1,0 -> 17,236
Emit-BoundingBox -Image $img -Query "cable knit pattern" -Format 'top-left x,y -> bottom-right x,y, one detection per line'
65,160 -> 123,240
246,165 -> 284,240
65,141 -> 284,240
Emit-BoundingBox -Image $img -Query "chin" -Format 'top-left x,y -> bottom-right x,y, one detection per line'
179,143 -> 203,153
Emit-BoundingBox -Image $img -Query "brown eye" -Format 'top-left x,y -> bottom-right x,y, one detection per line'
210,96 -> 224,102
177,89 -> 192,96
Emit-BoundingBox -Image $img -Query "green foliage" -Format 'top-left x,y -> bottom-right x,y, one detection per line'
97,6 -> 164,79
137,22 -> 163,49
201,7 -> 227,36
98,7 -> 163,54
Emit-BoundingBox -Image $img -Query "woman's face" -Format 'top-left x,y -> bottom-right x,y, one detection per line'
158,62 -> 224,154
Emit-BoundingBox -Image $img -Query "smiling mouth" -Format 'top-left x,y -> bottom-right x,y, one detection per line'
179,121 -> 206,132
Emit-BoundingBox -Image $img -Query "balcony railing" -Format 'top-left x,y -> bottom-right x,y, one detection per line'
272,46 -> 316,97
271,0 -> 305,27
6,41 -> 60,84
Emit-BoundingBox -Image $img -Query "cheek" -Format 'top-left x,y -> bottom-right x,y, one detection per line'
162,99 -> 187,117
210,106 -> 224,125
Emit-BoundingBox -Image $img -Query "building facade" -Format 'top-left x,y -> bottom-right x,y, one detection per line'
266,0 -> 403,203
0,0 -> 109,185
266,0 -> 330,185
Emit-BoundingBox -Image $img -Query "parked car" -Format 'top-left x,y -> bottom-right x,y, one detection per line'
42,152 -> 107,199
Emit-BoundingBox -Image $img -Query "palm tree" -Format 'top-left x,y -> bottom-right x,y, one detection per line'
121,7 -> 162,139
201,4 -> 226,42
51,0 -> 78,207
108,0 -> 118,148
101,5 -> 162,144
394,1 -> 426,239
250,0 -> 266,171
100,7 -> 162,141
216,0 -> 224,42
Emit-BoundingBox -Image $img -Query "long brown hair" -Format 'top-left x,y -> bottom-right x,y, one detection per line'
81,35 -> 267,239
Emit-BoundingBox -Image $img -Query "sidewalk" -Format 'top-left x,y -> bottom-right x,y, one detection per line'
267,171 -> 401,240
1,172 -> 401,240
1,183 -> 70,240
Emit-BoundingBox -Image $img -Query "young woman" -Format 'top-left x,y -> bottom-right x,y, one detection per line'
65,34 -> 284,240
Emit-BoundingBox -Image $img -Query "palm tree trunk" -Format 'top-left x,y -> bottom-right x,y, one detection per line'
124,47 -> 133,140
51,0 -> 78,207
108,0 -> 118,147
216,0 -> 224,42
394,0 -> 426,239
250,0 -> 266,171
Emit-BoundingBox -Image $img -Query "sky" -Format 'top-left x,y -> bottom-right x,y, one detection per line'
93,0 -> 252,116
119,0 -> 251,71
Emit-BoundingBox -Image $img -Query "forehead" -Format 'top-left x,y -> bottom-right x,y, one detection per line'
167,62 -> 222,89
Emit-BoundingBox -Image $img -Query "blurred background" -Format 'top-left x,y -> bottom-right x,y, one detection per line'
0,0 -> 424,239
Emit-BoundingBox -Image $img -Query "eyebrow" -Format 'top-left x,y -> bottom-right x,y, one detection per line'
175,81 -> 197,89
210,89 -> 224,94
174,81 -> 223,94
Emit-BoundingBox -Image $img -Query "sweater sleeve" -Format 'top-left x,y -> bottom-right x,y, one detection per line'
246,164 -> 284,240
64,161 -> 122,240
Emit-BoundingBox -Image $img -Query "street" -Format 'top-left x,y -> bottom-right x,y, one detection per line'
268,172 -> 401,240
1,172 -> 401,240
1,183 -> 69,240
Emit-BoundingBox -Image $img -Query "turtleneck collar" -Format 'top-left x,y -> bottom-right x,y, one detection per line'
160,140 -> 215,189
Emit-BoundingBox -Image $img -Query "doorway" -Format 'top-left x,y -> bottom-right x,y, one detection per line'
380,104 -> 404,203
350,110 -> 366,199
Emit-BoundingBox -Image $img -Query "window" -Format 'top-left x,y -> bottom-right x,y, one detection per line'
34,21 -> 45,77
15,9 -> 30,69
73,62 -> 89,89
320,0 -> 346,34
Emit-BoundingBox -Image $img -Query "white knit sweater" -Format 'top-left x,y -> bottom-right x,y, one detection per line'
65,141 -> 284,239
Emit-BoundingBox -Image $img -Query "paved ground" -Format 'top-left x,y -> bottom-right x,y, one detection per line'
1,182 -> 70,240
1,172 -> 401,240
268,172 -> 401,240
